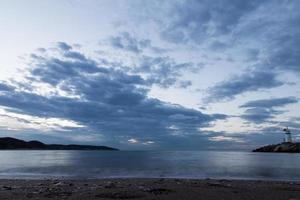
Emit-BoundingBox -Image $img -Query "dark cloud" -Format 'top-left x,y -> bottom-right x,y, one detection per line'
109,32 -> 167,54
239,97 -> 298,124
204,1 -> 299,100
240,97 -> 298,109
0,42 -> 226,148
57,42 -> 72,51
28,57 -> 108,86
232,1 -> 300,74
0,83 -> 15,92
209,40 -> 228,52
178,80 -> 192,88
205,70 -> 284,102
240,108 -> 284,124
267,34 -> 300,74
141,0 -> 264,44
245,49 -> 260,62
132,0 -> 300,100
109,32 -> 142,53
106,33 -> 196,89
63,50 -> 87,61
134,56 -> 196,88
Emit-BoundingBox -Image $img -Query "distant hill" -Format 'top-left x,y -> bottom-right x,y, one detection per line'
253,142 -> 300,153
0,137 -> 118,151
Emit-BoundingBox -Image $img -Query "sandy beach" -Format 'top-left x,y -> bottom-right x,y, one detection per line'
0,178 -> 299,200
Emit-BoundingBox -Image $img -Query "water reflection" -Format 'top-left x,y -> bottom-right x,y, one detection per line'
0,150 -> 300,180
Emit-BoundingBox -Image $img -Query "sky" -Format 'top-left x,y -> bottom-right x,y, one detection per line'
0,0 -> 299,150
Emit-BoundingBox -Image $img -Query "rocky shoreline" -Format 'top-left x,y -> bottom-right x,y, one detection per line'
253,142 -> 300,153
0,178 -> 300,200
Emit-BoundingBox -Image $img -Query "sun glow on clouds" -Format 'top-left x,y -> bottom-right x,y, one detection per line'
128,138 -> 138,144
0,108 -> 85,132
201,118 -> 262,135
69,134 -> 103,142
209,136 -> 244,143
128,138 -> 155,145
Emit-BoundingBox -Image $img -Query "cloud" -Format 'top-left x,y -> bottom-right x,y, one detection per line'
134,56 -> 196,88
109,32 -> 143,53
267,34 -> 300,74
240,108 -> 283,124
57,42 -> 72,51
239,97 -> 298,124
108,32 -> 167,54
205,70 -> 284,102
202,1 -> 299,100
0,42 -> 226,148
233,0 -> 300,74
240,97 -> 298,109
0,1 -> 298,150
105,33 -> 197,89
142,140 -> 155,145
133,0 -> 263,44
209,135 -> 244,143
0,83 -> 15,92
131,0 -> 300,101
178,80 -> 192,88
128,138 -> 139,144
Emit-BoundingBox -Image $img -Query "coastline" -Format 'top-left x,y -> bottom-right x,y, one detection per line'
1,178 -> 300,200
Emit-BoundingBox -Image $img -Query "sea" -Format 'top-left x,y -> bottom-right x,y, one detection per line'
0,150 -> 300,181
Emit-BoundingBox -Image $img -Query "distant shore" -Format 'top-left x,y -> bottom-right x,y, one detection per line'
0,137 -> 118,151
0,178 -> 300,200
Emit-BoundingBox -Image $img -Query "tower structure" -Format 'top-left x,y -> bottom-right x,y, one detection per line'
283,127 -> 292,143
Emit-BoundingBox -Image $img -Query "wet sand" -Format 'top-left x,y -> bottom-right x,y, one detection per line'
0,178 -> 300,200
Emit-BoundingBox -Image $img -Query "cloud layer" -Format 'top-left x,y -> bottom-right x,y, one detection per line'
0,0 -> 299,149
132,0 -> 300,101
240,97 -> 298,124
0,43 -> 226,148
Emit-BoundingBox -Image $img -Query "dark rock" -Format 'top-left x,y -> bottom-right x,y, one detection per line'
253,142 -> 300,153
2,186 -> 12,190
54,181 -> 65,186
105,182 -> 117,189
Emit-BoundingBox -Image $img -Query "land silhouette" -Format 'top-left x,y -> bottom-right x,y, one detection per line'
0,137 -> 118,150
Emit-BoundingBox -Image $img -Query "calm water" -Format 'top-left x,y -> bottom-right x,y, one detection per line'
0,150 -> 300,181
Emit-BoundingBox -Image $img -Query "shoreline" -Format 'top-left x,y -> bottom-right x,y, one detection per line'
1,178 -> 300,199
1,176 -> 300,182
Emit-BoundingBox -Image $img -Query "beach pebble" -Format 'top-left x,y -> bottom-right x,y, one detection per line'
53,181 -> 64,186
138,185 -> 145,190
104,182 -> 116,189
2,186 -> 12,190
144,188 -> 173,195
207,182 -> 232,188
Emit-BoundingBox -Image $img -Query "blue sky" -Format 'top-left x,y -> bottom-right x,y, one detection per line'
0,0 -> 299,150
